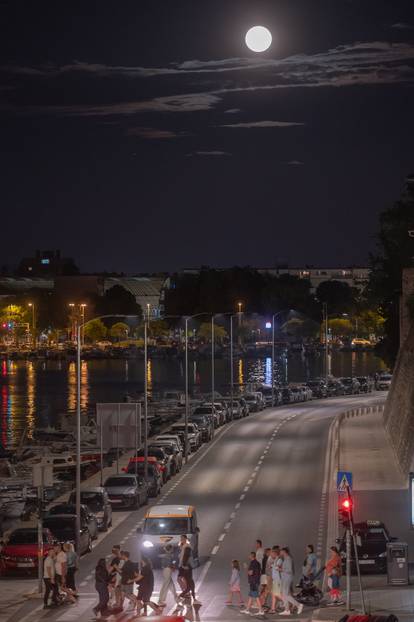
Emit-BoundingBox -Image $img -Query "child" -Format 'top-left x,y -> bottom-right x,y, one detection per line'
327,568 -> 342,605
226,560 -> 244,606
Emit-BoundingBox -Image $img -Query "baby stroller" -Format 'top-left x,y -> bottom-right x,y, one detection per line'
295,566 -> 324,607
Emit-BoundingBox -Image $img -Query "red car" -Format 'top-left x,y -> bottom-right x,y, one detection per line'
0,527 -> 54,575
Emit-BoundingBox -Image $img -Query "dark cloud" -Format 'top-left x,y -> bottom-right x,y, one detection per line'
220,120 -> 304,129
187,150 -> 232,157
126,127 -> 183,139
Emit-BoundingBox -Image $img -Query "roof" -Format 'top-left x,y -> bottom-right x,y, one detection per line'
104,277 -> 165,298
145,505 -> 194,518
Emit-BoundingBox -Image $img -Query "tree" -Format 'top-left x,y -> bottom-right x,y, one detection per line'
368,175 -> 414,363
109,322 -> 129,341
84,319 -> 107,343
95,285 -> 142,318
148,319 -> 170,339
316,280 -> 355,315
197,322 -> 227,342
283,317 -> 320,340
328,318 -> 353,338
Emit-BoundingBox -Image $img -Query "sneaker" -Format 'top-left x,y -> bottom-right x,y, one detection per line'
256,610 -> 266,616
241,608 -> 251,615
279,611 -> 291,616
297,603 -> 304,614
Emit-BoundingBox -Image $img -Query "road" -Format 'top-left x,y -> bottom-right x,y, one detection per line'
4,394 -> 384,622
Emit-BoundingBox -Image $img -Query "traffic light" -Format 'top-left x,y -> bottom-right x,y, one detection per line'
339,497 -> 353,529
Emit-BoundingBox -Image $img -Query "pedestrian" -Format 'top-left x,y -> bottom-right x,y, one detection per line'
326,546 -> 343,606
158,544 -> 178,608
269,546 -> 283,614
260,548 -> 273,608
255,539 -> 265,566
177,535 -> 198,603
134,556 -> 161,616
279,547 -> 304,615
120,550 -> 136,610
241,551 -> 264,616
108,545 -> 122,609
226,559 -> 244,606
64,543 -> 78,596
300,544 -> 317,585
54,543 -> 76,604
43,549 -> 59,609
93,558 -> 110,617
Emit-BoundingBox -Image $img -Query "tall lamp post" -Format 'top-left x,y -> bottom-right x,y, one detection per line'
184,313 -> 211,463
271,310 -> 290,406
28,302 -> 36,346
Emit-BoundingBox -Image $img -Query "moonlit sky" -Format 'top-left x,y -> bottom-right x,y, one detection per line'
1,0 -> 414,273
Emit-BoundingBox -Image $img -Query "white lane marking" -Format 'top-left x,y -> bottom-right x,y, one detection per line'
224,521 -> 232,530
243,486 -> 249,492
218,533 -> 226,542
16,605 -> 44,622
235,502 -> 241,509
211,545 -> 219,555
230,511 -> 236,519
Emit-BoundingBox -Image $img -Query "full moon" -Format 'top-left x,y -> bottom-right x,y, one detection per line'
245,26 -> 272,52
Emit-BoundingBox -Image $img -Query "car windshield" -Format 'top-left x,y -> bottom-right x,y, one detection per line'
78,492 -> 104,509
44,517 -> 75,531
144,517 -> 189,535
105,477 -> 136,487
8,530 -> 38,544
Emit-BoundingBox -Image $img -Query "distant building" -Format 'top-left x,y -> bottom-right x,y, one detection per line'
17,250 -> 79,277
104,277 -> 166,317
258,266 -> 370,292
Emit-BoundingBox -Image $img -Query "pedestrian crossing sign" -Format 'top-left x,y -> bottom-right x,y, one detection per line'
337,470 -> 353,492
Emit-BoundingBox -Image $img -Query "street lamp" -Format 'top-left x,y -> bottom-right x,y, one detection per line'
28,303 -> 36,346
80,304 -> 87,346
271,310 -> 290,406
183,313 -> 211,462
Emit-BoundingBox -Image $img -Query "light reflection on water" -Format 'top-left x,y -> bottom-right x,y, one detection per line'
0,352 -> 386,446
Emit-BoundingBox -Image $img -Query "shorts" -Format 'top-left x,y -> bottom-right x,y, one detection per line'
122,583 -> 134,595
272,579 -> 281,597
248,584 -> 259,598
260,574 -> 268,586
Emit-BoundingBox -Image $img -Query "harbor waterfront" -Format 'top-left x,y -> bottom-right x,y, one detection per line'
0,351 -> 386,447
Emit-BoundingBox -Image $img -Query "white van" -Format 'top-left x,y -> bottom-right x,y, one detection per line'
138,504 -> 199,567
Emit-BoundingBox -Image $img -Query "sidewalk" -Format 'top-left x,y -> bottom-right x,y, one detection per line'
318,409 -> 414,620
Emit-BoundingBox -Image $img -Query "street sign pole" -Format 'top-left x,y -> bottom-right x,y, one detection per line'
346,484 -> 366,615
37,477 -> 44,594
346,528 -> 351,609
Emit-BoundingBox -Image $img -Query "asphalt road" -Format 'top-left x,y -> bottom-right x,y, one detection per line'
5,395 -> 384,622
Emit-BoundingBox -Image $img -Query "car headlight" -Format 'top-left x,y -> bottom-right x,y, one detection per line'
142,540 -> 154,548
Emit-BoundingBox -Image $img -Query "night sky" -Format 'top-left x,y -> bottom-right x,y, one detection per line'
1,1 -> 414,273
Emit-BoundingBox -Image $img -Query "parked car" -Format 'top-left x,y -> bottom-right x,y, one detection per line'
0,528 -> 54,575
150,440 -> 183,474
47,503 -> 98,540
170,422 -> 201,451
357,376 -> 374,393
306,380 -> 328,399
223,398 -> 242,419
252,391 -> 266,410
155,434 -> 184,453
202,402 -> 226,426
68,487 -> 112,531
189,413 -> 214,442
104,473 -> 149,507
259,385 -> 282,407
339,520 -> 395,574
134,447 -> 173,482
326,379 -> 344,397
244,393 -> 261,412
237,397 -> 250,417
299,385 -> 313,401
290,386 -> 304,402
43,515 -> 92,554
377,373 -> 392,391
341,377 -> 361,395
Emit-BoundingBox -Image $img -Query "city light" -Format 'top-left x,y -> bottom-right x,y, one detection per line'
265,321 -> 272,329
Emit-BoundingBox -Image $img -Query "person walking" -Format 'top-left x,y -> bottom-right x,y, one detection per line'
43,549 -> 59,609
260,548 -> 273,608
108,545 -> 122,609
326,546 -> 343,606
134,556 -> 161,616
120,551 -> 136,610
269,546 -> 283,614
158,544 -> 178,608
255,540 -> 265,566
241,552 -> 264,616
93,558 -> 110,617
64,543 -> 78,596
178,535 -> 197,602
54,543 -> 76,603
226,560 -> 244,606
301,544 -> 317,584
279,547 -> 304,616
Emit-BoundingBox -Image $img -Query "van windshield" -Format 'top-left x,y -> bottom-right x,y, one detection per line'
144,517 -> 189,535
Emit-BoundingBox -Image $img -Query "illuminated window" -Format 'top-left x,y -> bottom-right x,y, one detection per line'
41,259 -> 50,265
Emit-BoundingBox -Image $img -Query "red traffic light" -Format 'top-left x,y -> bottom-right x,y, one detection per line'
341,498 -> 352,511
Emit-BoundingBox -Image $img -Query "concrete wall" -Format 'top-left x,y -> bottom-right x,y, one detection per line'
401,267 -> 414,346
383,321 -> 414,474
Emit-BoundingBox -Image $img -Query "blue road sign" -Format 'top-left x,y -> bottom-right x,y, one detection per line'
337,470 -> 353,492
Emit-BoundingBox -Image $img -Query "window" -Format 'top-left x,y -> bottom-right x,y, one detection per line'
41,258 -> 50,265
144,517 -> 189,535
